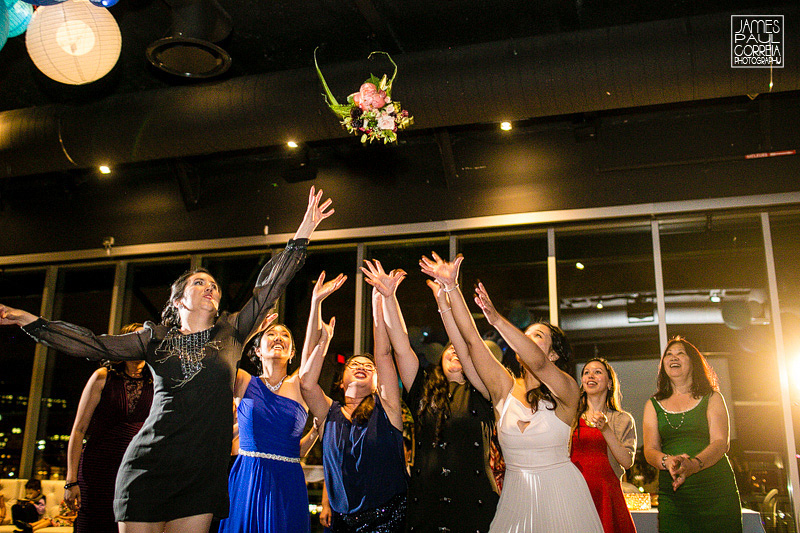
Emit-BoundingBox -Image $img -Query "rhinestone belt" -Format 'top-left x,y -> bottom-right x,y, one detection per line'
238,449 -> 301,463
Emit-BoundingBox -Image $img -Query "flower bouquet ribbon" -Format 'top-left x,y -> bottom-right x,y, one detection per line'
315,48 -> 413,144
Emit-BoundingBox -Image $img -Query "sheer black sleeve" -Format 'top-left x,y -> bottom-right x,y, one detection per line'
21,318 -> 151,361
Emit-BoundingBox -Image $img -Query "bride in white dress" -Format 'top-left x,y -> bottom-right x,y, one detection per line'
420,253 -> 602,533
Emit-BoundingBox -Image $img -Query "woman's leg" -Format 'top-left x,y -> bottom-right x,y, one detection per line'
164,513 -> 214,533
119,521 -> 167,533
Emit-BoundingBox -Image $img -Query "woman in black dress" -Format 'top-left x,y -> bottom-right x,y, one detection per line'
363,259 -> 499,532
0,187 -> 333,533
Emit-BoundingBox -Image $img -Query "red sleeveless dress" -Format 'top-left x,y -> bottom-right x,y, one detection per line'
571,417 -> 637,533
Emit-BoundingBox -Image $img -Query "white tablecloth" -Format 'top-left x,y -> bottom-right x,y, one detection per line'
631,508 -> 765,533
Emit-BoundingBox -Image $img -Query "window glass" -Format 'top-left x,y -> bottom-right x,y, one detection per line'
556,222 -> 659,363
660,214 -> 776,513
124,261 -> 191,325
460,232 -> 549,374
0,269 -> 45,478
366,240 -> 449,375
768,211 -> 800,529
36,267 -> 115,479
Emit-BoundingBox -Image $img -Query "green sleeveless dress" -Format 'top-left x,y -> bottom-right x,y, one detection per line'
652,394 -> 742,533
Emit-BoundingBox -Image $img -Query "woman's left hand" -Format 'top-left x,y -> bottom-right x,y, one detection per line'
362,260 -> 406,297
587,411 -> 608,431
670,453 -> 700,491
294,186 -> 334,240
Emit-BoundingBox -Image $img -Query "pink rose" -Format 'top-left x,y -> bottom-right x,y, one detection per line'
360,83 -> 377,95
377,113 -> 396,131
369,92 -> 387,109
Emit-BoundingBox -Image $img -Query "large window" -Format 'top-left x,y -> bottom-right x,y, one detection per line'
0,269 -> 45,478
124,260 -> 191,326
556,222 -> 658,363
459,231 -> 549,373
660,214 -> 777,512
36,266 -> 115,479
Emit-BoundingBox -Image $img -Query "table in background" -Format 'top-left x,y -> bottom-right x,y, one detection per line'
631,508 -> 765,533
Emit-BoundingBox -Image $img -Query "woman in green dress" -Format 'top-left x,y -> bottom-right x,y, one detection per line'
642,336 -> 741,533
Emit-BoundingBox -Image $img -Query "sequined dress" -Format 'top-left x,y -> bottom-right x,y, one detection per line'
405,367 -> 499,533
219,375 -> 310,533
76,369 -> 153,533
22,240 -> 307,523
489,394 -> 603,533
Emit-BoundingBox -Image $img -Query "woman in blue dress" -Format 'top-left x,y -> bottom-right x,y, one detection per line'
219,306 -> 341,532
300,262 -> 408,532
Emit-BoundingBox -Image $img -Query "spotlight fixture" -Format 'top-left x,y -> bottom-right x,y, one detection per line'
710,291 -> 721,303
500,121 -> 512,131
575,262 -> 585,270
596,301 -> 604,310
287,141 -> 299,148
99,165 -> 111,174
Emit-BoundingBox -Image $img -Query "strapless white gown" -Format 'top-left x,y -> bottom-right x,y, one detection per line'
489,393 -> 603,533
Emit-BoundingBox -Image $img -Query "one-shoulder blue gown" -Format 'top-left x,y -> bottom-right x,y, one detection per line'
219,375 -> 309,533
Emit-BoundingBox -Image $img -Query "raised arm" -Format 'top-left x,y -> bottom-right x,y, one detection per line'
420,253 -> 513,406
299,417 -> 320,457
234,187 -> 334,339
299,315 -> 335,425
360,260 -> 418,391
426,279 -> 490,400
371,287 -> 403,431
65,367 -> 108,510
301,271 -> 347,369
474,282 -> 579,410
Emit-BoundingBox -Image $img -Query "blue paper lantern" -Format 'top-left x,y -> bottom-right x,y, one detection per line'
7,0 -> 32,37
89,0 -> 119,7
21,0 -> 68,6
0,6 -> 9,52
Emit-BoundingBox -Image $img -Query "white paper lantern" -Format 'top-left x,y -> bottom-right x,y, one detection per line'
26,0 -> 121,85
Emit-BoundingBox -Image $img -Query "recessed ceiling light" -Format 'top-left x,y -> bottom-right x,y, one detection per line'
287,141 -> 299,148
500,121 -> 512,131
596,301 -> 604,310
99,165 -> 111,174
575,262 -> 585,270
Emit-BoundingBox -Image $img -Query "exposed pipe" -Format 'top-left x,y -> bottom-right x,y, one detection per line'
1,9 -> 797,178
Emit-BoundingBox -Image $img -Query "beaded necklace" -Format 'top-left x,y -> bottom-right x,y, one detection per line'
156,327 -> 215,387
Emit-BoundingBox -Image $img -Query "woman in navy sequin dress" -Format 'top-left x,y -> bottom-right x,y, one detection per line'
300,262 -> 408,532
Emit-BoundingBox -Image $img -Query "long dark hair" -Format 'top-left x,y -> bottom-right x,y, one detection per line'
653,336 -> 718,401
416,343 -> 453,443
335,354 -> 376,425
523,321 -> 572,412
161,268 -> 216,328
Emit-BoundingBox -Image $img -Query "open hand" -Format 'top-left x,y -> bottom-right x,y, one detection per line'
474,282 -> 500,325
419,252 -> 462,289
294,186 -> 334,240
312,271 -> 347,303
361,259 -> 406,297
0,303 -> 37,327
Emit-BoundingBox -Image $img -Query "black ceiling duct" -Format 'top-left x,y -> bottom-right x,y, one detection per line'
1,9 -> 798,178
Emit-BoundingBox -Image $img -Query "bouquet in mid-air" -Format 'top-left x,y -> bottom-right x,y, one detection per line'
315,49 -> 414,144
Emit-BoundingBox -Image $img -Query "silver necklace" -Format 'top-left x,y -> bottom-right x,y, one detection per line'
262,374 -> 288,392
663,410 -> 686,430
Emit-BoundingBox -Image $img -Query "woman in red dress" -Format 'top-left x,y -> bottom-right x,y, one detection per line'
570,358 -> 637,533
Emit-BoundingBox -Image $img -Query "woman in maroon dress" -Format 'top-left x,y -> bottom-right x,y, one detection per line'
64,323 -> 154,533
570,358 -> 637,533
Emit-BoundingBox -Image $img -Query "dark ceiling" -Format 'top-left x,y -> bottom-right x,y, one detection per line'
0,0 -> 793,112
